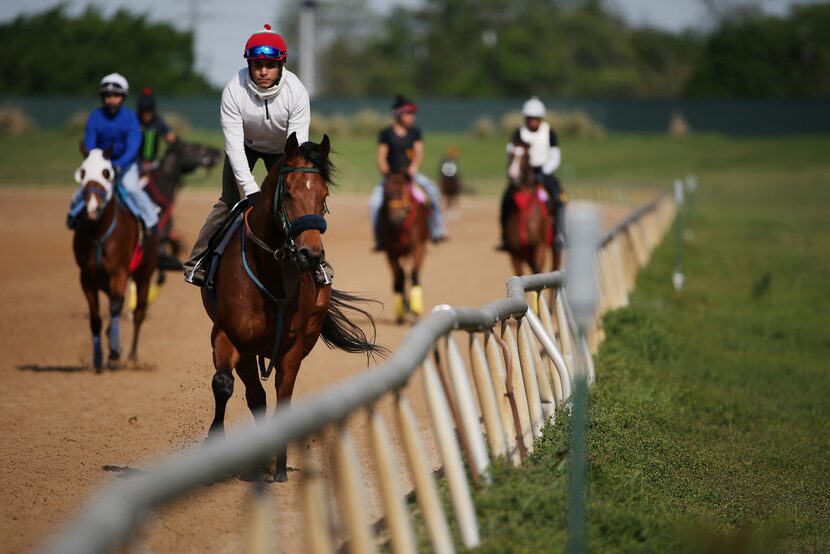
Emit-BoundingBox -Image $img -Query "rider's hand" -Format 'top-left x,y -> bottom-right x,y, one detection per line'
246,191 -> 261,206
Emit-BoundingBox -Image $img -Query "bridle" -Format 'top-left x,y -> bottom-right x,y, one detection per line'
245,164 -> 329,262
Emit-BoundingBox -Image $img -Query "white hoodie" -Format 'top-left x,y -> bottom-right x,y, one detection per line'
220,67 -> 310,198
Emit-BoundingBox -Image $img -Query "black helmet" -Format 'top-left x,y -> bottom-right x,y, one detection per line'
137,87 -> 156,113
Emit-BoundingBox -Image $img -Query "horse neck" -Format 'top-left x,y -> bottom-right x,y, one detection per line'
248,172 -> 287,249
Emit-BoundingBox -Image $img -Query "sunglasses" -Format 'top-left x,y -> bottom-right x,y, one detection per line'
245,45 -> 286,59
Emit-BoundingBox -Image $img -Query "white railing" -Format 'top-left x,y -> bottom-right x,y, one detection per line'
42,193 -> 676,554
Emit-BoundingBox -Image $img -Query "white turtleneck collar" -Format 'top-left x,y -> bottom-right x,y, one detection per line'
246,68 -> 286,100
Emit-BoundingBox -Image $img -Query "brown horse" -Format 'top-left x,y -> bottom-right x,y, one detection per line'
378,173 -> 430,323
72,146 -> 159,371
503,137 -> 554,275
202,133 -> 384,481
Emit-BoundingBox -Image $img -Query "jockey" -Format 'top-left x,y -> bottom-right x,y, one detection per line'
184,24 -> 310,286
67,73 -> 159,232
136,87 -> 178,176
370,94 -> 448,251
497,96 -> 567,250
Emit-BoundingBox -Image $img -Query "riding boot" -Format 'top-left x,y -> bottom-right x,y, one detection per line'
184,200 -> 229,286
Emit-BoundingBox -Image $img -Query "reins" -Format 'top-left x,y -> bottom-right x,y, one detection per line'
239,162 -> 329,380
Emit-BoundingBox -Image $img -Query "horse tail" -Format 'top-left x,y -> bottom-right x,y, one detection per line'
322,289 -> 389,360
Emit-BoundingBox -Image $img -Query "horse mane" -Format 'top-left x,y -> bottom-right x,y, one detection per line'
260,140 -> 338,194
298,141 -> 337,186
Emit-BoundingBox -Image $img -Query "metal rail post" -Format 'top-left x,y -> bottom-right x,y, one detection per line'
565,204 -> 600,554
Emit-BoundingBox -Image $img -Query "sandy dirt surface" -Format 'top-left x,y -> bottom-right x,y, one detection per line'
0,187 -> 629,553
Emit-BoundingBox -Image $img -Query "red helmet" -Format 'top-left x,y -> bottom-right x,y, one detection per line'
244,24 -> 288,62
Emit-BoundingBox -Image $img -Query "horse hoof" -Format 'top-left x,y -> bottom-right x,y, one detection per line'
107,359 -> 123,370
274,471 -> 288,483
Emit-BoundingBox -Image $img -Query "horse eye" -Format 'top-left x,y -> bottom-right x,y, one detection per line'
284,192 -> 293,201
102,169 -> 110,180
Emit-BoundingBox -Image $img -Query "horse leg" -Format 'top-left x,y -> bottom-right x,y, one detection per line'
106,270 -> 129,369
128,274 -> 151,365
82,278 -> 103,371
510,254 -> 524,277
274,346 -> 303,482
387,254 -> 406,323
236,354 -> 266,421
409,244 -> 424,317
208,327 -> 240,438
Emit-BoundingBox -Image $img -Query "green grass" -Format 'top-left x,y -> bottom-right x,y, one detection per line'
462,135 -> 830,552
7,129 -> 828,199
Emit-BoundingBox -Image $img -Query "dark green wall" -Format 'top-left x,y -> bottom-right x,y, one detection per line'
4,96 -> 830,135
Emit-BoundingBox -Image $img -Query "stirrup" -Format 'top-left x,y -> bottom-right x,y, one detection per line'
184,260 -> 206,286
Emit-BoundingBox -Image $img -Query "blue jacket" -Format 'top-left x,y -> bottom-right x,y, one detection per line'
83,106 -> 142,171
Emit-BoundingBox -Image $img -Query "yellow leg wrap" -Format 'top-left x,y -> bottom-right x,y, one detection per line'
127,280 -> 137,312
393,293 -> 406,322
147,282 -> 161,305
410,285 -> 424,316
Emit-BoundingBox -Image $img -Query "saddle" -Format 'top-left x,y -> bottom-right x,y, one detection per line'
202,199 -> 249,288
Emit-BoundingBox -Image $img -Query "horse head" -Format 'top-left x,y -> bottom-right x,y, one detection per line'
383,172 -> 412,226
265,132 -> 332,272
166,141 -> 222,175
507,137 -> 534,189
76,143 -> 115,222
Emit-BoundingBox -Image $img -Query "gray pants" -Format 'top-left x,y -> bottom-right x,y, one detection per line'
184,148 -> 281,273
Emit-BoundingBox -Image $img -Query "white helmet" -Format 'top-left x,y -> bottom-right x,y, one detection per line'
522,96 -> 546,118
99,73 -> 129,96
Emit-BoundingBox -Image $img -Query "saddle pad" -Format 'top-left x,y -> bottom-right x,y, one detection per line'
129,243 -> 144,273
512,187 -> 553,247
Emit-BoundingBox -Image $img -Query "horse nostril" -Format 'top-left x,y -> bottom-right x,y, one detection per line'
298,247 -> 321,267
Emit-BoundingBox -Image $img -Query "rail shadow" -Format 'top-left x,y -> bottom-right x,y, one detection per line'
17,364 -> 87,373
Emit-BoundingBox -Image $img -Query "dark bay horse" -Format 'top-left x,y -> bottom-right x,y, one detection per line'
202,133 -> 384,481
378,173 -> 430,323
439,156 -> 462,211
503,137 -> 554,275
143,141 -> 222,272
72,146 -> 159,370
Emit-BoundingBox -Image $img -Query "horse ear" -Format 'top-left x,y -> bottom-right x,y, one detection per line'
79,140 -> 89,157
102,147 -> 114,160
320,134 -> 331,157
285,132 -> 299,156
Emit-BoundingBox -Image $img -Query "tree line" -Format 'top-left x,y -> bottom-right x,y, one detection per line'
0,5 -> 212,95
1,1 -> 828,98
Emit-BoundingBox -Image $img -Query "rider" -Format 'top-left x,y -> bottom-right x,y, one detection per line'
370,94 -> 447,251
184,24 -> 310,286
67,73 -> 159,232
497,96 -> 566,250
136,87 -> 178,176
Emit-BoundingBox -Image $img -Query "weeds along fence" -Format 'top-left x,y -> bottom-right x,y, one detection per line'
42,193 -> 676,554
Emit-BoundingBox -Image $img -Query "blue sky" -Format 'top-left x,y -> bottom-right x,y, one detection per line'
0,0 -> 820,87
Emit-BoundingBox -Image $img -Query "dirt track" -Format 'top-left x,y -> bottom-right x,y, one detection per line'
0,187 -> 627,553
